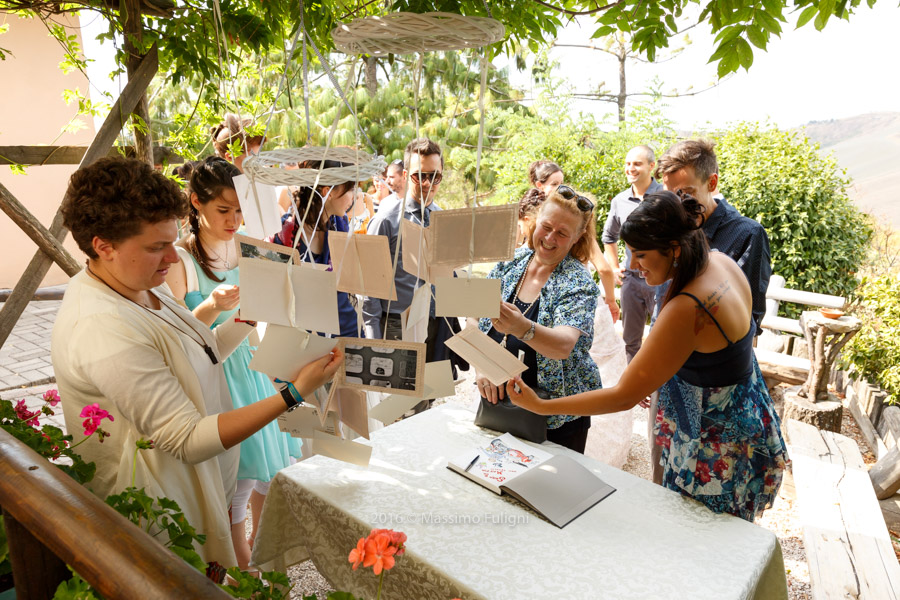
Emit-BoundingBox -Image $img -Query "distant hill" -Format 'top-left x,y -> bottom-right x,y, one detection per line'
797,112 -> 900,228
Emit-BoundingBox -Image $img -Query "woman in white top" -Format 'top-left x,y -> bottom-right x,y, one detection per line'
52,157 -> 343,575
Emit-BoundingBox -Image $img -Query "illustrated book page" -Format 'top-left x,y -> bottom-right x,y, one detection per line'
448,433 -> 616,528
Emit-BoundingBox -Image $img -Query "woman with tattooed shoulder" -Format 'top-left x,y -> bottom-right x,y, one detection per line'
507,190 -> 788,522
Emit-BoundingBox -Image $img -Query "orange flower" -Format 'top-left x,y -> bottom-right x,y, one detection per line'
348,537 -> 366,570
363,531 -> 397,575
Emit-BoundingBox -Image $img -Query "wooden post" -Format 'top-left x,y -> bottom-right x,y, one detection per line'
122,0 -> 153,166
0,181 -> 81,276
2,510 -> 70,599
0,45 -> 158,351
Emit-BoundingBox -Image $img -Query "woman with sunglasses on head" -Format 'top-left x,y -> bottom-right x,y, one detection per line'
508,191 -> 788,522
267,159 -> 361,338
526,160 -> 619,322
211,113 -> 264,173
473,185 -> 603,453
52,157 -> 343,577
165,156 -> 306,572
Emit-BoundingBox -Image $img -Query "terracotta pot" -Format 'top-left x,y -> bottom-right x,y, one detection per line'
819,307 -> 844,319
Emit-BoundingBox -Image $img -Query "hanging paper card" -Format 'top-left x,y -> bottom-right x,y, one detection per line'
305,430 -> 372,467
338,338 -> 426,397
444,326 -> 527,387
401,284 -> 431,343
434,276 -> 501,318
328,231 -> 397,300
235,233 -> 301,265
233,175 -> 283,240
238,257 -> 294,326
335,387 -> 370,440
248,325 -> 338,381
429,204 -> 517,266
368,394 -> 422,424
292,263 -> 340,335
400,219 -> 456,283
277,405 -> 339,438
422,360 -> 456,399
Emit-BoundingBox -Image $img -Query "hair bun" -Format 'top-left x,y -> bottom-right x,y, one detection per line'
677,191 -> 706,229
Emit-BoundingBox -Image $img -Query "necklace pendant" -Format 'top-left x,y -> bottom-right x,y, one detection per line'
204,345 -> 219,365
500,335 -> 507,348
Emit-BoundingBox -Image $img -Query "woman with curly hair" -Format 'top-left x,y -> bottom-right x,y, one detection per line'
508,191 -> 788,522
52,157 -> 342,576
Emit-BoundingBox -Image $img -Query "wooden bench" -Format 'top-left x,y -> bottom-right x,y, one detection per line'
755,275 -> 846,386
786,418 -> 900,599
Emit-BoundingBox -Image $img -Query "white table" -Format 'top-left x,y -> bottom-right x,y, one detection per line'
252,404 -> 787,599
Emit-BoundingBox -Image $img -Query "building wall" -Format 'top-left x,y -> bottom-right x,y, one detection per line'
0,12 -> 96,288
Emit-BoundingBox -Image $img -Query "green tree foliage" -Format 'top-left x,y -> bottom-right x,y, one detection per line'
714,123 -> 871,302
485,95 -> 676,229
842,274 -> 900,403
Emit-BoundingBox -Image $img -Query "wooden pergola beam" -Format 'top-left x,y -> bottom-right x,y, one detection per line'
0,181 -> 81,276
0,145 -> 183,166
0,43 -> 159,350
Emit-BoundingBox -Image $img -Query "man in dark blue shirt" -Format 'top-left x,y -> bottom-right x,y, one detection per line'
655,139 -> 771,333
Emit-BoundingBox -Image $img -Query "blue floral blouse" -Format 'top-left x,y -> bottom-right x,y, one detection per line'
479,247 -> 602,429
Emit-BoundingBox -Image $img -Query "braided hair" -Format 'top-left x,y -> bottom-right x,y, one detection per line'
621,190 -> 709,306
184,156 -> 241,282
518,187 -> 545,220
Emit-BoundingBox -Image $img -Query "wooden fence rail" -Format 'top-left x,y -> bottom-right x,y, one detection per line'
0,428 -> 230,599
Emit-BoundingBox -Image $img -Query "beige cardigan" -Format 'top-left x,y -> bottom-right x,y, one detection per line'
52,270 -> 252,567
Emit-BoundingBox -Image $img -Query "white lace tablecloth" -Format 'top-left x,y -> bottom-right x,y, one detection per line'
251,405 -> 787,600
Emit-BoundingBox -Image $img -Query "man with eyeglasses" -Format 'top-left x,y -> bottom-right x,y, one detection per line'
363,138 -> 462,412
601,145 -> 662,361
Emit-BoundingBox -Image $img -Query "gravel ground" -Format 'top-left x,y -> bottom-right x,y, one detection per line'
271,377 -> 882,600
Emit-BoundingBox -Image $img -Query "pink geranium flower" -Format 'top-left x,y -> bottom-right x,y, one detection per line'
42,389 -> 61,407
15,399 -> 40,427
79,403 -> 114,436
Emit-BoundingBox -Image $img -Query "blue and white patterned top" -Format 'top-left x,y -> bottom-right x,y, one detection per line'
479,247 -> 602,429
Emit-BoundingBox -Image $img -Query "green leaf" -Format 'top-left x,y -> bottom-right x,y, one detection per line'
756,10 -> 783,35
796,5 -> 819,28
735,38 -> 754,70
746,25 -> 768,49
717,51 -> 741,78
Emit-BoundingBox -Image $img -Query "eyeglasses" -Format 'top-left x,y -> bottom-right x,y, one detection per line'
556,185 -> 594,212
410,171 -> 443,185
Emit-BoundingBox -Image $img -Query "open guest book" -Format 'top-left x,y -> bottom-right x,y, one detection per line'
447,433 -> 616,528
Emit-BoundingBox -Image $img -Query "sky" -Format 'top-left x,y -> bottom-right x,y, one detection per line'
80,3 -> 899,132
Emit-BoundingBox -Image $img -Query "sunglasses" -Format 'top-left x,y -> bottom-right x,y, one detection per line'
556,185 -> 594,212
410,171 -> 443,185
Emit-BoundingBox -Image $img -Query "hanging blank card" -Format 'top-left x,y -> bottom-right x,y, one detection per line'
233,174 -> 282,240
400,219 -> 456,283
444,326 -> 527,387
429,204 -> 517,266
238,257 -> 294,326
434,276 -> 501,318
292,263 -> 340,335
248,325 -> 338,381
328,231 -> 397,300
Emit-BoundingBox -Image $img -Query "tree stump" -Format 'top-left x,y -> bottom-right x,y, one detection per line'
784,385 -> 843,432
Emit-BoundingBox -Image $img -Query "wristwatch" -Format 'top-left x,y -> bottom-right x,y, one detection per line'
520,320 -> 536,341
277,381 -> 303,412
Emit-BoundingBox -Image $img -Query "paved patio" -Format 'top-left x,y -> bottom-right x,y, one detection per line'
0,300 -> 59,391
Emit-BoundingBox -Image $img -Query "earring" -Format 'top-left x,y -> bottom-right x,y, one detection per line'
673,259 -> 679,268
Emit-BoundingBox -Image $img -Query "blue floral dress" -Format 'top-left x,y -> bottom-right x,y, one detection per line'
180,252 -> 303,481
656,293 -> 788,522
479,247 -> 602,429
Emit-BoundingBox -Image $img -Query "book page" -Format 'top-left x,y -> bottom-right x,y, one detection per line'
448,433 -> 553,494
502,455 -> 616,528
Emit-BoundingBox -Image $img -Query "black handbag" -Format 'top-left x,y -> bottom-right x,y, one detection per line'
474,386 -> 550,444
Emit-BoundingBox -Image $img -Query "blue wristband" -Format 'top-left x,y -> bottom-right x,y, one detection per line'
274,379 -> 303,411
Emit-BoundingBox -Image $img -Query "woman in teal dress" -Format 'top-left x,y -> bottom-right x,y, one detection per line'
167,156 -> 303,569
507,191 -> 787,522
